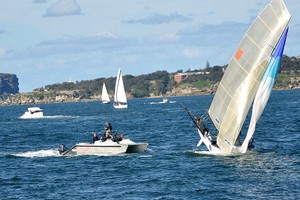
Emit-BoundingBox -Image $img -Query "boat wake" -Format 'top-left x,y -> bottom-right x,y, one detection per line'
13,149 -> 61,158
10,149 -> 129,157
19,115 -> 79,119
149,101 -> 176,105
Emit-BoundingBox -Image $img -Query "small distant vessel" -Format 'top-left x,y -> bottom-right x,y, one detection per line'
113,68 -> 128,109
58,139 -> 148,156
161,98 -> 169,103
20,107 -> 44,118
101,83 -> 110,104
184,0 -> 291,156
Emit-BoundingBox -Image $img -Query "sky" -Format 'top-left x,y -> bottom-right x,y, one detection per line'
0,0 -> 299,92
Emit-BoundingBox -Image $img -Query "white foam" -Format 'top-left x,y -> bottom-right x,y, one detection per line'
13,149 -> 60,158
19,115 -> 78,119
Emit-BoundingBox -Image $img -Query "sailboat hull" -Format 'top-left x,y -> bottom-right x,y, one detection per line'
113,102 -> 128,109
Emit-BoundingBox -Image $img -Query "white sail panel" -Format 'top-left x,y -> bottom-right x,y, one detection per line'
240,28 -> 289,153
114,68 -> 127,104
208,0 -> 290,154
102,83 -> 110,103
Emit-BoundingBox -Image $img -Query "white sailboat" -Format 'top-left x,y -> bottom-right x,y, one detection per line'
113,68 -> 128,109
187,0 -> 291,156
101,83 -> 110,104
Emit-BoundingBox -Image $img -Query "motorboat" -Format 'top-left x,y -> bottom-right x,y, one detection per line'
58,139 -> 148,156
20,107 -> 44,119
58,140 -> 128,156
161,98 -> 169,103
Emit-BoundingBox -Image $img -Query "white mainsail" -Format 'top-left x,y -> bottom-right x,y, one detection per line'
114,68 -> 128,108
101,83 -> 110,104
207,0 -> 291,154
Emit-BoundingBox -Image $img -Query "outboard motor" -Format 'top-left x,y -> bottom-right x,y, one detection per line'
58,144 -> 68,155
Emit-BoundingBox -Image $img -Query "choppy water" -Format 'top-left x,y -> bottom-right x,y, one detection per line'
0,90 -> 299,199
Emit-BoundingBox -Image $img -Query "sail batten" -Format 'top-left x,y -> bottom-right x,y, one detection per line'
207,0 -> 290,154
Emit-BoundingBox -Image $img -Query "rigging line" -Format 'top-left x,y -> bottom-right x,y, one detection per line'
62,145 -> 76,156
181,103 -> 216,137
180,103 -> 200,129
182,103 -> 219,138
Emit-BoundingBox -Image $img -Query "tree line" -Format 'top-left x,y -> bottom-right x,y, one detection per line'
42,55 -> 299,98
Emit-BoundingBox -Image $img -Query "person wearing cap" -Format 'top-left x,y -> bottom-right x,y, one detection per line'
92,133 -> 100,144
119,133 -> 125,141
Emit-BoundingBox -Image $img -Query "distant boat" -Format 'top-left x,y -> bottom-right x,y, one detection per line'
113,68 -> 128,109
101,83 -> 110,104
20,107 -> 44,119
185,0 -> 291,156
160,98 -> 169,104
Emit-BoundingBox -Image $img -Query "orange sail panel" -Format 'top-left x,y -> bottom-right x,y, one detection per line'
234,48 -> 244,60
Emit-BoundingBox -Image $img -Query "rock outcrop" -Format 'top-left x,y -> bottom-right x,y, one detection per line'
0,73 -> 19,95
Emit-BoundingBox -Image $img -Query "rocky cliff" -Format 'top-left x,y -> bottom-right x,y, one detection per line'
0,73 -> 19,95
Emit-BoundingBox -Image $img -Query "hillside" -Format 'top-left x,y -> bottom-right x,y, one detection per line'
1,55 -> 299,105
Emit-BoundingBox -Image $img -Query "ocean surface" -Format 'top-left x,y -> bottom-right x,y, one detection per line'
0,90 -> 299,199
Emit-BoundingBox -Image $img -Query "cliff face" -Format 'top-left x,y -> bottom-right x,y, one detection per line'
0,73 -> 19,95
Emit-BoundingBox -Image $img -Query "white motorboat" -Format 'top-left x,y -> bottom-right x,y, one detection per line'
113,68 -> 128,109
20,107 -> 44,119
160,98 -> 169,104
58,140 -> 128,156
59,139 -> 148,156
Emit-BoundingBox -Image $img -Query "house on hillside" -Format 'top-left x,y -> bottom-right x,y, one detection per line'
173,71 -> 210,84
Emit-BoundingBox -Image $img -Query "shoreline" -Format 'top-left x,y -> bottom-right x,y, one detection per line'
1,87 -> 298,107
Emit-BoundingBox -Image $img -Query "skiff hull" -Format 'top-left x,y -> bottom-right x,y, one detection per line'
125,143 -> 148,153
60,143 -> 128,156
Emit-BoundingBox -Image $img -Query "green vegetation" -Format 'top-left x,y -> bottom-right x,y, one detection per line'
191,80 -> 213,89
35,55 -> 300,99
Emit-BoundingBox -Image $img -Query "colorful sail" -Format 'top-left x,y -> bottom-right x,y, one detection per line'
240,28 -> 289,152
207,0 -> 291,154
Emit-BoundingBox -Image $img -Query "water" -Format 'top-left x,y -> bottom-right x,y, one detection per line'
0,90 -> 299,199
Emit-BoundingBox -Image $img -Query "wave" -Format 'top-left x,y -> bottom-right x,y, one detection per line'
12,149 -> 61,158
9,149 -> 137,158
149,101 -> 176,105
19,115 -> 79,119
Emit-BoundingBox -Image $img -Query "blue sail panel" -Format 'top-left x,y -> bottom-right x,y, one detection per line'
263,28 -> 289,83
